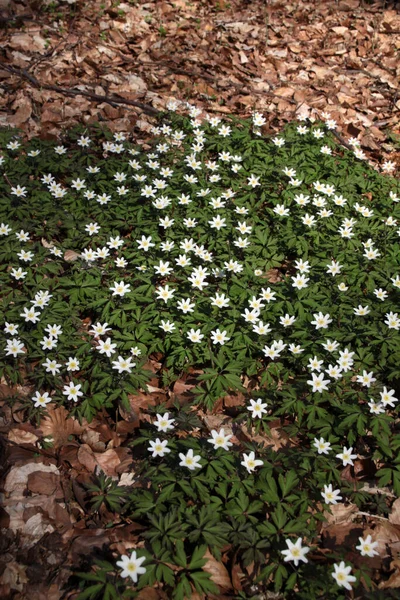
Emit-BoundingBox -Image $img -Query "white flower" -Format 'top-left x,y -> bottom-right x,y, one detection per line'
137,235 -> 155,251
17,250 -> 34,262
247,398 -> 268,418
97,338 -> 117,357
42,358 -> 61,375
356,535 -> 379,557
81,248 -> 97,262
155,285 -> 175,303
177,298 -> 195,313
207,429 -> 233,451
15,230 -> 30,242
308,356 -> 324,372
311,312 -> 332,330
115,257 -> 128,268
40,336 -> 58,351
338,282 -> 348,291
4,322 -> 18,336
148,438 -> 171,457
313,437 -> 331,455
353,305 -> 370,316
356,370 -> 376,388
159,320 -> 175,333
154,412 -> 175,432
274,204 -> 290,217
21,307 -> 41,323
209,215 -> 227,230
247,174 -> 260,188
179,449 -> 202,470
325,364 -> 342,380
326,261 -> 342,276
280,314 -> 296,327
159,216 -> 174,228
380,386 -> 398,407
289,343 -> 304,354
385,311 -> 400,329
368,400 -> 384,414
187,328 -> 204,343
281,538 -> 310,566
241,451 -> 263,473
307,373 -> 330,393
363,248 -> 380,260
374,288 -> 388,301
45,324 -> 62,338
110,281 -> 131,297
0,223 -> 12,235
112,356 -> 135,373
107,236 -> 124,249
321,484 -> 342,504
282,167 -> 296,177
154,260 -> 173,276
90,322 -> 111,337
5,339 -> 25,357
332,562 -> 356,590
11,184 -> 27,196
294,259 -> 311,273
62,382 -> 83,402
301,213 -> 316,227
242,308 -> 260,323
382,160 -> 396,173
210,329 -> 230,345
32,391 -> 52,408
336,446 -> 357,466
292,274 -> 309,289
320,145 -> 332,155
253,112 -> 266,127
321,339 -> 339,352
297,125 -> 308,135
116,551 -> 146,583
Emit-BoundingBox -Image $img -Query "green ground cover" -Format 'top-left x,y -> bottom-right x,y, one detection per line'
1,105 -> 400,598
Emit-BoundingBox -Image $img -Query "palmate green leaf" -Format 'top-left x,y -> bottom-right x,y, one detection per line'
188,545 -> 208,570
77,583 -> 105,600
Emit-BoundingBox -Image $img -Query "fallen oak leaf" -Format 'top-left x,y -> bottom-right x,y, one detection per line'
64,249 -> 80,262
202,549 -> 232,591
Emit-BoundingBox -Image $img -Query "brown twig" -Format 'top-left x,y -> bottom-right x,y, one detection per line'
2,64 -> 161,117
331,129 -> 354,151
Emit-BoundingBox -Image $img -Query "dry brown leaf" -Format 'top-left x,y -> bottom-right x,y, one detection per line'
39,405 -> 85,448
379,559 -> 400,588
202,549 -> 232,590
77,444 -> 122,477
322,503 -> 358,526
64,250 -> 80,262
239,422 -> 293,451
8,428 -> 38,445
390,499 -> 400,526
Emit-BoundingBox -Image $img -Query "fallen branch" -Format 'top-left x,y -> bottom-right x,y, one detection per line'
2,64 -> 162,117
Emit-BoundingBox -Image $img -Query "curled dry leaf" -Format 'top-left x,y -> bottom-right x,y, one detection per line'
39,405 -> 85,448
77,444 -> 122,478
379,559 -> 400,589
390,498 -> 400,526
239,422 -> 293,452
202,549 -> 232,591
63,250 -> 80,262
322,502 -> 358,526
8,427 -> 39,445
